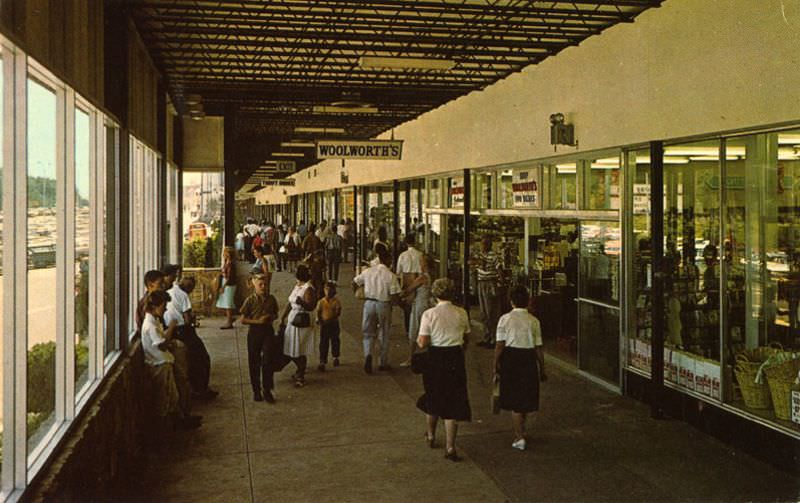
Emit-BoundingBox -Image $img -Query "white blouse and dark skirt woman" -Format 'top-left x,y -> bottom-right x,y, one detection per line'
416,300 -> 472,421
496,308 -> 543,413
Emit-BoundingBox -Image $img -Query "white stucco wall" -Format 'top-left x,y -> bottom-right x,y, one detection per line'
257,0 -> 800,203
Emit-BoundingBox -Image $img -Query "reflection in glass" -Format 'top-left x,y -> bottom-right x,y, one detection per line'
723,131 -> 800,428
548,163 -> 576,209
27,78 -> 58,454
586,157 -> 621,210
498,170 -> 514,209
579,302 -> 620,384
579,221 -> 620,305
74,109 -> 91,395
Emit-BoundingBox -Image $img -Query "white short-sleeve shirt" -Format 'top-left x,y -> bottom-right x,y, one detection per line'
142,313 -> 175,366
396,246 -> 423,275
418,301 -> 470,347
353,263 -> 401,302
496,308 -> 543,348
166,284 -> 191,327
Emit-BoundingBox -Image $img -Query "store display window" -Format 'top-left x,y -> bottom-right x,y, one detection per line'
546,163 -> 577,209
723,130 -> 800,430
448,176 -> 465,208
427,178 -> 442,208
472,171 -> 492,209
579,220 -> 620,305
585,156 -> 621,210
497,169 -> 514,209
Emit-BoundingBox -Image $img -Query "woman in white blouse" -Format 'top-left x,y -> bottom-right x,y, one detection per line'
416,278 -> 471,462
494,285 -> 547,451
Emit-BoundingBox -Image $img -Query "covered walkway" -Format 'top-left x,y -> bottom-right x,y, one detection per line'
131,269 -> 798,503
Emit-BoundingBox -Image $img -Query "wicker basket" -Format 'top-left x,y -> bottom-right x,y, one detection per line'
764,358 -> 800,421
733,346 -> 782,410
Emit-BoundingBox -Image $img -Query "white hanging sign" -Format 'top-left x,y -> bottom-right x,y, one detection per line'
316,140 -> 403,160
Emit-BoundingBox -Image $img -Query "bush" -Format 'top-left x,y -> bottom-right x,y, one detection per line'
183,229 -> 222,268
27,342 -> 56,416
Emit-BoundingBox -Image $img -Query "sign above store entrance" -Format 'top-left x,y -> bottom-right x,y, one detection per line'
316,140 -> 403,160
512,169 -> 540,207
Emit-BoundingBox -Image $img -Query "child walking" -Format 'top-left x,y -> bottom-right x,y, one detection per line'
240,274 -> 280,403
316,281 -> 342,371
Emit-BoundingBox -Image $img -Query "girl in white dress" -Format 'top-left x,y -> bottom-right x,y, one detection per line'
280,264 -> 317,387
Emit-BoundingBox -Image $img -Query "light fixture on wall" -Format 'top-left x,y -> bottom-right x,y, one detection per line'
549,113 -> 577,150
272,152 -> 305,158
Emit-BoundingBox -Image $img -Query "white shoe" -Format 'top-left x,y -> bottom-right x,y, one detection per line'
512,438 -> 526,451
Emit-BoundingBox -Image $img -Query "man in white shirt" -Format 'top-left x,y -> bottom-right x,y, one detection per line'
353,248 -> 401,373
396,233 -> 423,336
165,270 -> 217,400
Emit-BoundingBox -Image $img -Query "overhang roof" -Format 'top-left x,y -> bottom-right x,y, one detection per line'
129,0 -> 660,188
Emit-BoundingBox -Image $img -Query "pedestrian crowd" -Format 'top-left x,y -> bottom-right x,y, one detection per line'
140,216 -> 546,462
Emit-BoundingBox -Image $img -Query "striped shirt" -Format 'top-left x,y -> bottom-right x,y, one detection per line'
476,250 -> 501,282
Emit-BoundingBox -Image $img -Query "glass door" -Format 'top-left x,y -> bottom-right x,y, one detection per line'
577,219 -> 622,385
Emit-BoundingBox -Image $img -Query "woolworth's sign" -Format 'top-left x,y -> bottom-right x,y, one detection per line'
316,140 -> 403,160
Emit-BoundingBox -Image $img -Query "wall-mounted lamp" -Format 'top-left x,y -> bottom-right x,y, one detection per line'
549,113 -> 577,151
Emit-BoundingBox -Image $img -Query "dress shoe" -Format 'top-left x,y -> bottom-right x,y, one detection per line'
253,390 -> 263,402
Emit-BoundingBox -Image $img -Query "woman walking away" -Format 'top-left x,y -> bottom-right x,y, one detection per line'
217,246 -> 238,329
494,285 -> 547,451
280,264 -> 316,387
401,254 -> 434,368
285,226 -> 301,272
417,278 -> 471,462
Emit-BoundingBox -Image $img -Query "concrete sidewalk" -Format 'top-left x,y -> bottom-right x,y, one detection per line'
134,267 -> 799,502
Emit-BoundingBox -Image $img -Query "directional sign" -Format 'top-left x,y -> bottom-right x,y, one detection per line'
260,179 -> 296,187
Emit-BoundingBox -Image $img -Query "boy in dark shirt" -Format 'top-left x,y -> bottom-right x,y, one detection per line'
240,274 -> 280,403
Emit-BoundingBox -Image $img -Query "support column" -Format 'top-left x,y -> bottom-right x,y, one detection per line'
650,141 -> 665,419
404,180 -> 411,236
361,186 -> 368,263
334,187 -> 340,226
463,169 -> 471,311
352,186 -> 358,269
224,171 -> 236,247
393,180 -> 400,261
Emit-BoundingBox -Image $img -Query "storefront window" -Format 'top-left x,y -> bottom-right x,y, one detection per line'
448,176 -> 464,208
579,220 -> 620,305
545,163 -> 576,209
723,130 -> 800,429
585,156 -> 621,210
498,169 -> 514,209
428,179 -> 441,208
472,172 -> 492,209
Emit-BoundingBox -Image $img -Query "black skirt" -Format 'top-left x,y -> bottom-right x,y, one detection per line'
499,347 -> 540,413
416,346 -> 471,421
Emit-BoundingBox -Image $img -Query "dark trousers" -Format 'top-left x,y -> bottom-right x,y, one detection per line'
175,325 -> 211,393
319,321 -> 341,363
326,249 -> 341,282
247,325 -> 276,393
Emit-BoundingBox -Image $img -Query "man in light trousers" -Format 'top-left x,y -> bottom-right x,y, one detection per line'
353,248 -> 400,373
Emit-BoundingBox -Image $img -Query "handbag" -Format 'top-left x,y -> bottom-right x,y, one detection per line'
291,311 -> 311,328
410,349 -> 429,375
491,373 -> 501,415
